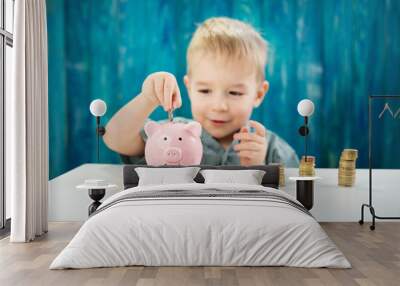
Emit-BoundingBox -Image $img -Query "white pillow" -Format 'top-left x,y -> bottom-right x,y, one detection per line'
200,169 -> 266,185
135,167 -> 201,186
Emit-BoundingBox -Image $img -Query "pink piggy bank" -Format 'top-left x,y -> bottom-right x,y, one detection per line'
144,121 -> 203,166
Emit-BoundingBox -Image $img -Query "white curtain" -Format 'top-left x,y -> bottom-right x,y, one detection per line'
7,0 -> 48,242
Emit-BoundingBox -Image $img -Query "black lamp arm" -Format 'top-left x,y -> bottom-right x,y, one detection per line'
304,116 -> 309,161
97,126 -> 106,136
95,116 -> 107,163
96,116 -> 106,136
298,116 -> 310,161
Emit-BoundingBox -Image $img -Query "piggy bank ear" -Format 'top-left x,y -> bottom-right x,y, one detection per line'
184,121 -> 202,137
144,121 -> 160,137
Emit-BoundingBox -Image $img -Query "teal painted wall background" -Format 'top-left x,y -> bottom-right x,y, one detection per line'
46,0 -> 400,179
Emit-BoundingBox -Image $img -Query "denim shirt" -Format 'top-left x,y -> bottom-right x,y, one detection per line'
120,117 -> 299,167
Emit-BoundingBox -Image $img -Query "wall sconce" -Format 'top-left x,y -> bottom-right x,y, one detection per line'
89,99 -> 107,162
297,99 -> 315,161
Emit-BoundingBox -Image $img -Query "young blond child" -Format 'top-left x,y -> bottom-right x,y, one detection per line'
103,17 -> 299,167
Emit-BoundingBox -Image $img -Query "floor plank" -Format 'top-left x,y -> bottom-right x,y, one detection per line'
0,222 -> 399,286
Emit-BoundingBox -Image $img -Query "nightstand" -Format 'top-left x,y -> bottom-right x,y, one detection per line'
288,176 -> 321,210
77,179 -> 118,216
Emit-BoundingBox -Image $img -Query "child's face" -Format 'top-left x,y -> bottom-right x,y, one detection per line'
184,52 -> 269,142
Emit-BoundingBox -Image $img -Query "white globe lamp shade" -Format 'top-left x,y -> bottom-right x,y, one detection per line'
297,99 -> 314,117
90,99 -> 107,117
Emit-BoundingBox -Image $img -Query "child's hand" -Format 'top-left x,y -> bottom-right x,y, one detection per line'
141,72 -> 182,111
233,120 -> 268,166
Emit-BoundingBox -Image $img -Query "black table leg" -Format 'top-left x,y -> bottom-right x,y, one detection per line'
296,180 -> 314,210
88,188 -> 105,216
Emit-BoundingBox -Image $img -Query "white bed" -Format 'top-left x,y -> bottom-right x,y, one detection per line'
50,183 -> 351,269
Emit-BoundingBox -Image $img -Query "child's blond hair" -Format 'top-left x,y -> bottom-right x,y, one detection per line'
187,17 -> 268,82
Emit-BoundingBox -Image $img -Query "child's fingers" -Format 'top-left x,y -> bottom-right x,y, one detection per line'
233,127 -> 247,144
154,76 -> 166,110
233,132 -> 264,144
233,141 -> 261,152
237,150 -> 253,160
172,82 -> 182,109
163,78 -> 174,111
248,120 -> 266,137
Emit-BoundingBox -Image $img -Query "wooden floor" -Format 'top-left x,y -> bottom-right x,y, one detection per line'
0,222 -> 399,286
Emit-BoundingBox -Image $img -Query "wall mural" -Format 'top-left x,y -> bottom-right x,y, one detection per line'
47,0 -> 400,178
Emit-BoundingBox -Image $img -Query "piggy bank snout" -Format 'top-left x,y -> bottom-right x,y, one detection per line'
163,147 -> 182,163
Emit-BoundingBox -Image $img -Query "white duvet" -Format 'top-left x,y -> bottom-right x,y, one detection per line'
50,183 -> 351,269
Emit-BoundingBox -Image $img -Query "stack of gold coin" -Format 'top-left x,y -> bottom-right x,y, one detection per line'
299,156 -> 315,176
278,163 -> 285,187
338,149 -> 358,187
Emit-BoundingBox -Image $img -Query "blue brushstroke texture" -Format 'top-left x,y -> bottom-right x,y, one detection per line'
47,0 -> 400,179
